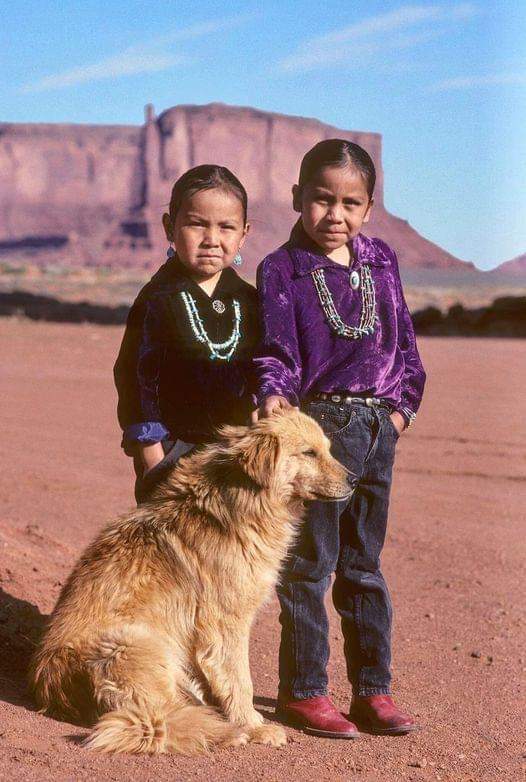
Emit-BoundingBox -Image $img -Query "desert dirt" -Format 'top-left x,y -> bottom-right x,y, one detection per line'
1,319 -> 525,782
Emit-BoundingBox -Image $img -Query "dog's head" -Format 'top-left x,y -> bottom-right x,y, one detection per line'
218,408 -> 353,502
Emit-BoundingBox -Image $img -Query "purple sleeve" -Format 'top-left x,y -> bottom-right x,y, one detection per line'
123,421 -> 170,445
391,249 -> 426,426
254,254 -> 302,406
122,299 -> 169,447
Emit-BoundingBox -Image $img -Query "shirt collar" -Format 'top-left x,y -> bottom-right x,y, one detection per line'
170,256 -> 247,296
286,221 -> 388,277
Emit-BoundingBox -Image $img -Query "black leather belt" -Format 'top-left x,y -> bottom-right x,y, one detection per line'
310,392 -> 393,412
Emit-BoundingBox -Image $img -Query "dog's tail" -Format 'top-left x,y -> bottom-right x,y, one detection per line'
84,700 -> 247,754
30,644 -> 90,722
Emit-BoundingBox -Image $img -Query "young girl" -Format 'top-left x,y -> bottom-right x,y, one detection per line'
114,164 -> 259,503
256,140 -> 426,738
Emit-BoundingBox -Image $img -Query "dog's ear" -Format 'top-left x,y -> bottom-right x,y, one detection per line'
238,432 -> 281,488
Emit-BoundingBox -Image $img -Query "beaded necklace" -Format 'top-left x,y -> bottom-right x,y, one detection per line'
180,291 -> 242,361
311,265 -> 377,339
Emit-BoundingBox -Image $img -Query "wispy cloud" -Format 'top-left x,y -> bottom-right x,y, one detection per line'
431,72 -> 526,91
276,3 -> 477,73
21,14 -> 255,93
21,51 -> 189,93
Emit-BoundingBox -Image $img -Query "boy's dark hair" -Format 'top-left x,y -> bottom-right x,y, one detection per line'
298,139 -> 376,199
168,164 -> 248,223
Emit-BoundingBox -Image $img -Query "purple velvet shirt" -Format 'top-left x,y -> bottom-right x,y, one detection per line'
255,227 -> 426,426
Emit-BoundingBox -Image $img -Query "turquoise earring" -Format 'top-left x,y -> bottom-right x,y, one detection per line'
233,252 -> 243,266
166,243 -> 176,259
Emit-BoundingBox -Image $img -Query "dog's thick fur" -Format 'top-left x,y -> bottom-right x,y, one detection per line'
30,409 -> 351,754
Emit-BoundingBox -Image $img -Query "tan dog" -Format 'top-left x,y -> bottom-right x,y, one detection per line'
30,409 -> 352,754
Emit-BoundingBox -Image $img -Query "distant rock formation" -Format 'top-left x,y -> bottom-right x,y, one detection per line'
490,253 -> 526,278
4,290 -> 525,336
0,102 -> 475,276
411,297 -> 526,337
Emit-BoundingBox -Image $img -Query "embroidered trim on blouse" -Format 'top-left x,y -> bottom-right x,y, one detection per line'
311,265 -> 377,339
180,291 -> 242,361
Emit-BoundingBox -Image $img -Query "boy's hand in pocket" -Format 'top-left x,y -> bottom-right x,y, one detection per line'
390,411 -> 406,436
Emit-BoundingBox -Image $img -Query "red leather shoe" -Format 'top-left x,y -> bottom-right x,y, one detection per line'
276,695 -> 360,739
350,695 -> 419,735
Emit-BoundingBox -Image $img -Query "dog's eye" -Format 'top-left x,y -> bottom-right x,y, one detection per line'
303,449 -> 317,457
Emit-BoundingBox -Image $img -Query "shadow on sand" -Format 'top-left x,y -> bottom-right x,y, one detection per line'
0,588 -> 48,710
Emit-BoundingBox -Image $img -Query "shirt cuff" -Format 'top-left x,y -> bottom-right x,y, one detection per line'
122,422 -> 170,446
396,406 -> 417,427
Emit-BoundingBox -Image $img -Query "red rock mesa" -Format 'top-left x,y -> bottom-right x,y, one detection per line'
0,103 -> 474,276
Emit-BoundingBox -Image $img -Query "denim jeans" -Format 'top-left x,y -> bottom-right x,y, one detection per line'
276,399 -> 399,698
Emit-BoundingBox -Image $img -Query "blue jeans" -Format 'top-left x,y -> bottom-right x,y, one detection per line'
277,399 -> 399,698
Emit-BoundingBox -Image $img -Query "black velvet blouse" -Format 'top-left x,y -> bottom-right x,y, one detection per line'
114,257 -> 259,449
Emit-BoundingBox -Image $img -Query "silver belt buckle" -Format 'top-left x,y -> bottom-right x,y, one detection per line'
331,394 -> 341,403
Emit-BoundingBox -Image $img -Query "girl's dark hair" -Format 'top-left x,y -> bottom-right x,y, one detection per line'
168,164 -> 248,223
298,139 -> 376,199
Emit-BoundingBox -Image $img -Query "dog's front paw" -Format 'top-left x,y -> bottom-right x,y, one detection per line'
226,730 -> 250,748
241,709 -> 264,729
250,723 -> 288,747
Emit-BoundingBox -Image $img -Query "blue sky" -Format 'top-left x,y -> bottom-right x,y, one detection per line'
2,1 -> 525,269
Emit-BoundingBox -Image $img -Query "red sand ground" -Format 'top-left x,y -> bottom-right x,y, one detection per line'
1,320 -> 525,782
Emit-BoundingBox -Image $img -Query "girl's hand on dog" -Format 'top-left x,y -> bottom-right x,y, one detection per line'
253,395 -> 294,421
139,442 -> 165,475
390,411 -> 406,436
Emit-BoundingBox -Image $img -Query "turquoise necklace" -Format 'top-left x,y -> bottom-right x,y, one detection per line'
180,291 -> 242,361
311,265 -> 377,339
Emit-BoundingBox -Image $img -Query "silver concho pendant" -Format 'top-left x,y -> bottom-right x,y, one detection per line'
212,299 -> 226,314
350,270 -> 360,290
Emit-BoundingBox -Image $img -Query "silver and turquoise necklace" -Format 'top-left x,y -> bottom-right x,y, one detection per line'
311,264 -> 377,339
180,291 -> 242,361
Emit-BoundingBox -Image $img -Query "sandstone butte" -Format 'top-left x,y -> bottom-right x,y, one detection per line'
489,252 -> 526,277
0,102 -> 477,277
